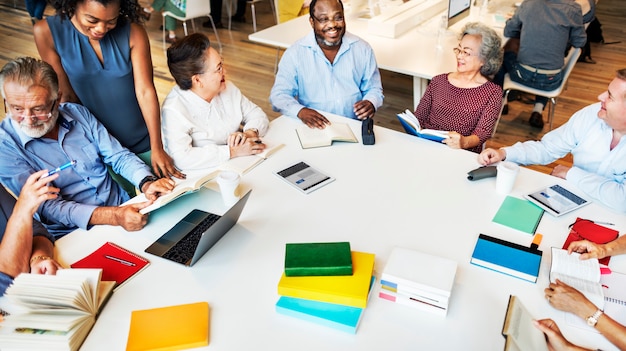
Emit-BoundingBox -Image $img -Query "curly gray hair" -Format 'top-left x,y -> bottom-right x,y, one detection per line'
459,22 -> 503,77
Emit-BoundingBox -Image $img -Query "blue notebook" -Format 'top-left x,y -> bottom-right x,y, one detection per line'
275,276 -> 375,334
396,110 -> 449,142
470,234 -> 542,283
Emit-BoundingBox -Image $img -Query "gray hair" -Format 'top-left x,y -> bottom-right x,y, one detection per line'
0,57 -> 59,101
459,22 -> 503,77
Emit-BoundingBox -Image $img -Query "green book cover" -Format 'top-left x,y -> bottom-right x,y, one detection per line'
285,242 -> 353,276
493,196 -> 544,234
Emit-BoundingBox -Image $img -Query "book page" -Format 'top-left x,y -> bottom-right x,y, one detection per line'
326,123 -> 357,142
502,296 -> 549,351
550,248 -> 604,309
296,125 -> 332,148
138,170 -> 217,214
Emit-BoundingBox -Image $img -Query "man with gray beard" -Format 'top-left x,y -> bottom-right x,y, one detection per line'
0,57 -> 175,237
270,0 -> 383,129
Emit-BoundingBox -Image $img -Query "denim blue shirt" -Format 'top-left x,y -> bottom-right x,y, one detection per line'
504,103 -> 626,213
0,103 -> 152,237
270,31 -> 384,119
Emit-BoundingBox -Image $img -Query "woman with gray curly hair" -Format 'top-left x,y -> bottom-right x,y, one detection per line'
411,22 -> 503,153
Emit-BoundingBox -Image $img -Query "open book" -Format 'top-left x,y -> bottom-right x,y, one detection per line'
0,269 -> 114,351
138,170 -> 219,214
550,247 -> 604,309
502,295 -> 549,351
220,141 -> 284,175
396,109 -> 449,142
295,123 -> 358,149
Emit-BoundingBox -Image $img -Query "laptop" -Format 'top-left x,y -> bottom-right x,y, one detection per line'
145,190 -> 252,266
525,184 -> 590,217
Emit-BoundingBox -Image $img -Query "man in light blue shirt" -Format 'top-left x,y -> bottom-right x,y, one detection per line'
270,0 -> 383,129
0,57 -> 175,237
478,69 -> 626,213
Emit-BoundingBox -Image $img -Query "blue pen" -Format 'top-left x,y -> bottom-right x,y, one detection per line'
44,160 -> 77,177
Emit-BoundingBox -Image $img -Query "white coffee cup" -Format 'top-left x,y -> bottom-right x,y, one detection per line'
496,161 -> 520,194
216,171 -> 240,206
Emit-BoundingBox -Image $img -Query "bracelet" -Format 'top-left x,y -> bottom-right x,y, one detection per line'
30,255 -> 52,264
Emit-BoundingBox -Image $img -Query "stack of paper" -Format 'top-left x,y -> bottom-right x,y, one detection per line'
276,246 -> 375,333
378,247 -> 457,316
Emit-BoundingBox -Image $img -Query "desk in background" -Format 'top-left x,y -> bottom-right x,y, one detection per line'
53,115 -> 625,351
249,1 -> 513,108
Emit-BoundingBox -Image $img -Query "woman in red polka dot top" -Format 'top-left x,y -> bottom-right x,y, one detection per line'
413,22 -> 503,153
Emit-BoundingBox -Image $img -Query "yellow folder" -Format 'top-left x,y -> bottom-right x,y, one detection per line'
278,251 -> 375,308
126,302 -> 210,351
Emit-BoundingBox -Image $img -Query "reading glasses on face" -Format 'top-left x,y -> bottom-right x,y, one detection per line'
453,47 -> 476,58
7,101 -> 55,122
311,15 -> 344,25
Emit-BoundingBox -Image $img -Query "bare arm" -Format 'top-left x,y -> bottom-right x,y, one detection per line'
33,20 -> 80,103
129,24 -> 183,179
0,171 -> 59,278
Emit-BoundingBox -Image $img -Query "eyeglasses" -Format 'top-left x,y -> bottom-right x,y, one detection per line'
311,14 -> 344,25
199,60 -> 224,76
453,47 -> 477,58
6,100 -> 56,122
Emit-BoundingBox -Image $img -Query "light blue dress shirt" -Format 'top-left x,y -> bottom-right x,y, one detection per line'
270,31 -> 384,119
0,103 -> 153,237
504,102 -> 626,213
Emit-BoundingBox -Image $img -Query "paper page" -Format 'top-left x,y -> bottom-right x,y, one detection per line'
601,272 -> 626,326
503,296 -> 549,351
296,125 -> 331,147
326,123 -> 357,142
550,249 -> 600,283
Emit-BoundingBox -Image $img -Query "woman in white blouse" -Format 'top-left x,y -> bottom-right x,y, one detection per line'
162,33 -> 270,170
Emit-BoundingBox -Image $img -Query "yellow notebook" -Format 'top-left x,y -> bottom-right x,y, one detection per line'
277,251 -> 375,308
126,302 -> 210,351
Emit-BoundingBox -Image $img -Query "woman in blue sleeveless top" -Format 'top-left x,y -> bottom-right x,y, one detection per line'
33,0 -> 184,183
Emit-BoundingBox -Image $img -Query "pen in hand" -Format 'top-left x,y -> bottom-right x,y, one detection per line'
44,160 -> 77,178
104,255 -> 136,266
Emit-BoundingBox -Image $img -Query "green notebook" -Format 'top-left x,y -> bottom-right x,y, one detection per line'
493,196 -> 544,234
285,242 -> 353,276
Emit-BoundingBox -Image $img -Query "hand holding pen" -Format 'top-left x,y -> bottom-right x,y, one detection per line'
41,160 -> 77,178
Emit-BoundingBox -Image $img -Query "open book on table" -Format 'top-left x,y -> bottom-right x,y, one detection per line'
220,140 -> 284,175
396,109 -> 449,142
0,268 -> 114,351
502,295 -> 549,351
295,123 -> 358,149
138,170 -> 219,214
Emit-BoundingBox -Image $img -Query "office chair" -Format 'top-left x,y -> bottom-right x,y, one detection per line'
162,0 -> 223,53
502,47 -> 582,131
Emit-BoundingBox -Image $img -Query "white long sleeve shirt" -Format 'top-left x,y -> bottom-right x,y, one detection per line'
161,82 -> 269,170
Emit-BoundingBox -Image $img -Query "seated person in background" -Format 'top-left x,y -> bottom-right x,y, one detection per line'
142,0 -> 185,43
494,0 -> 586,129
478,69 -> 626,213
0,171 -> 62,295
413,22 -> 503,153
162,33 -> 269,171
0,57 -> 175,238
278,0 -> 311,23
269,0 -> 383,129
535,235 -> 626,351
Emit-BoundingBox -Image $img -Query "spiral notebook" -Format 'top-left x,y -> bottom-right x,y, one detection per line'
71,242 -> 150,291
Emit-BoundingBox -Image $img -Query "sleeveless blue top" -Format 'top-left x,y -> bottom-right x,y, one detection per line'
46,16 -> 150,153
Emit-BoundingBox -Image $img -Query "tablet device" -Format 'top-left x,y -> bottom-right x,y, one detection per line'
524,184 -> 590,217
276,161 -> 335,194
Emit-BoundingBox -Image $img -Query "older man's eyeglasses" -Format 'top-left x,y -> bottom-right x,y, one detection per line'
6,101 -> 56,122
453,47 -> 477,58
312,14 -> 344,25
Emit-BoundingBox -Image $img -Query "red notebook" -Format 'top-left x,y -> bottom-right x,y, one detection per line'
562,218 -> 619,266
71,242 -> 150,291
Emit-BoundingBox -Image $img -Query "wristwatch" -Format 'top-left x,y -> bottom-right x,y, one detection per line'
138,175 -> 159,193
586,309 -> 603,327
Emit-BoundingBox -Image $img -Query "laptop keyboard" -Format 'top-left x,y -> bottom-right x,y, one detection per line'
551,185 -> 586,205
162,213 -> 221,264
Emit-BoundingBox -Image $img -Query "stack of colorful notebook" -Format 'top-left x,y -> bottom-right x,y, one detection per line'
379,247 -> 457,316
275,242 -> 376,333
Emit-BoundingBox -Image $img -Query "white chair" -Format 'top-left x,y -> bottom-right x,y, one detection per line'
228,0 -> 276,32
502,47 -> 581,131
162,0 -> 223,52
